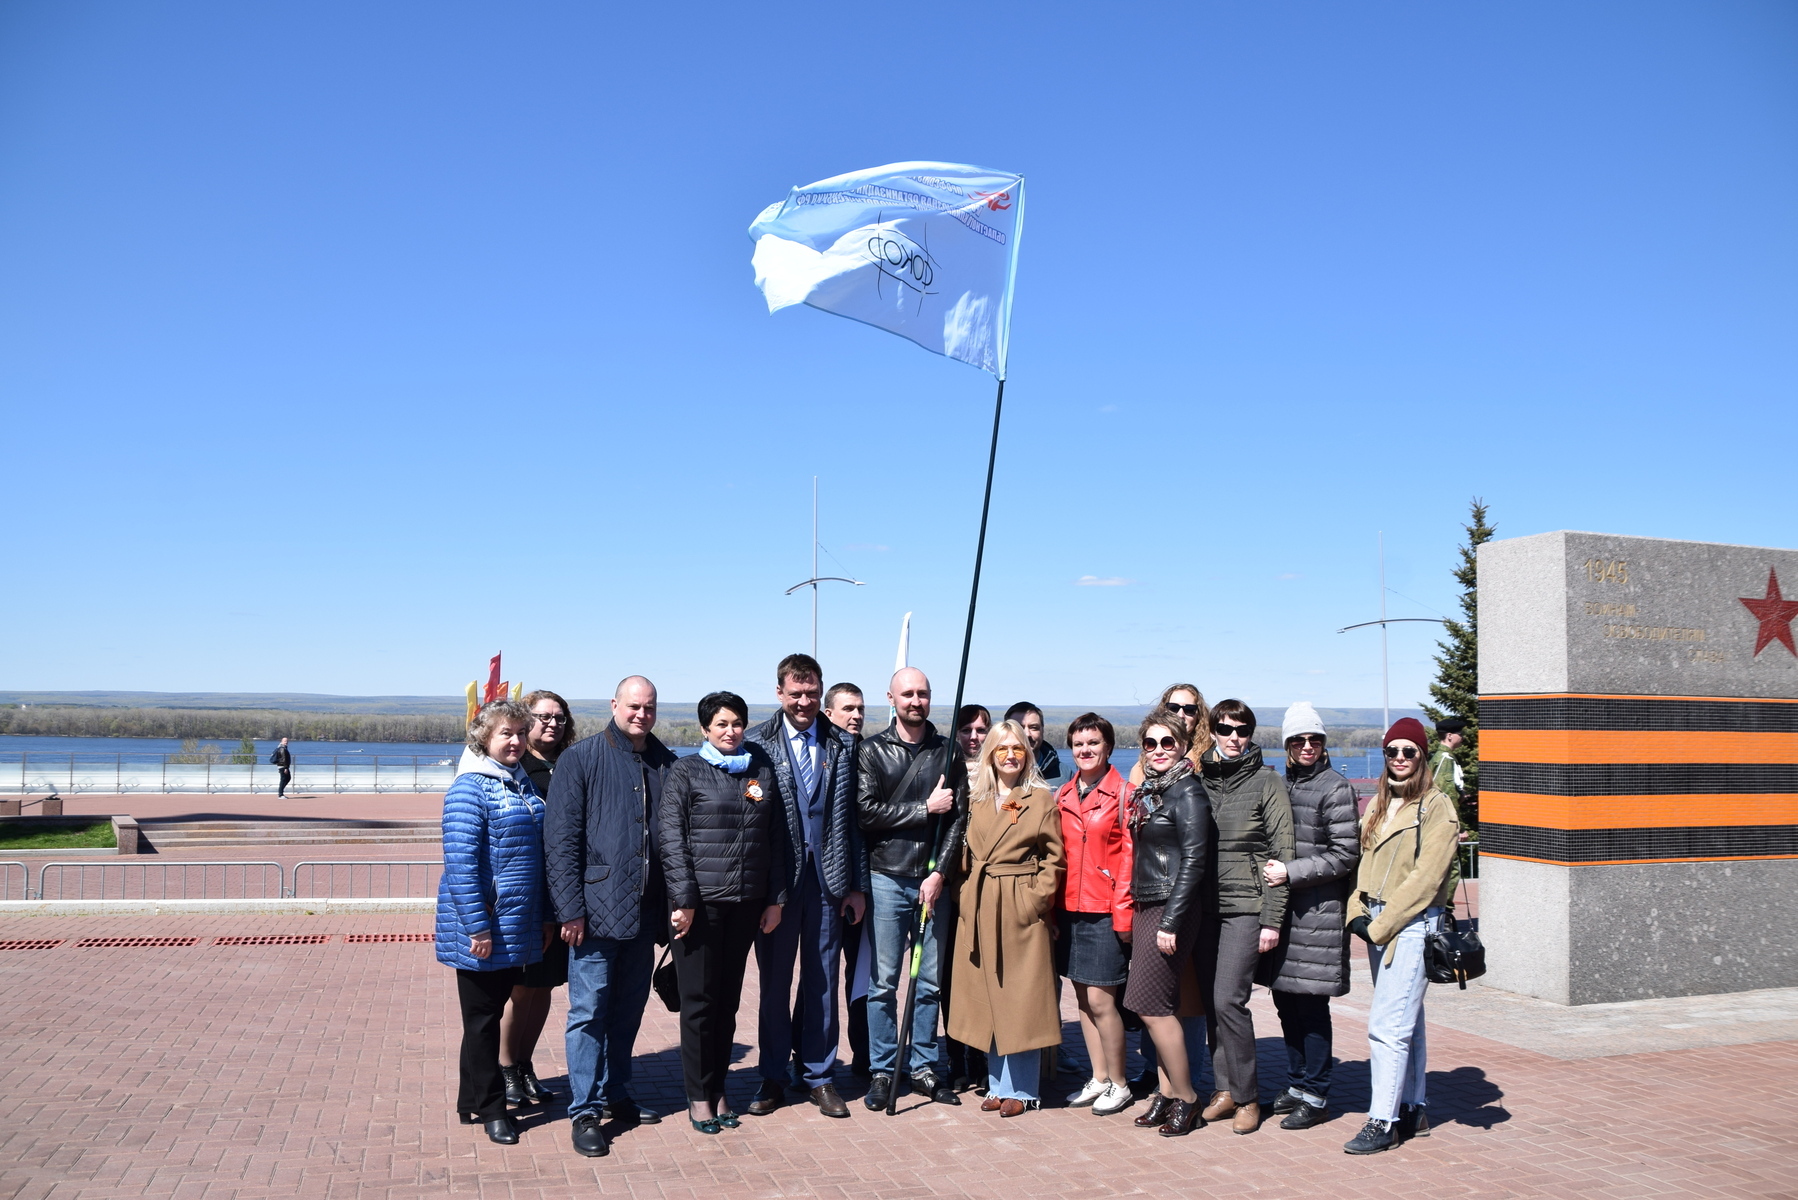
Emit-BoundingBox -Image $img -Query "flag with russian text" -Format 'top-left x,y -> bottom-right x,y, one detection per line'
748,162 -> 1025,379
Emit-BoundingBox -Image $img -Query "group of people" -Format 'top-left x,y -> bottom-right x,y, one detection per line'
434,657 -> 1464,1159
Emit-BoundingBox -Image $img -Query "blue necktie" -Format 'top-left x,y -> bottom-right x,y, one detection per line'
794,729 -> 816,801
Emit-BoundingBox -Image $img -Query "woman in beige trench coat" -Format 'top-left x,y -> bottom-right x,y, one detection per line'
947,720 -> 1066,1116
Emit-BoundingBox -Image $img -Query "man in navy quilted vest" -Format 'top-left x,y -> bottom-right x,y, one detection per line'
743,653 -> 870,1120
545,675 -> 678,1158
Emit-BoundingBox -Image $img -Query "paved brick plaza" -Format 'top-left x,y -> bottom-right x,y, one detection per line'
2,911 -> 1794,1200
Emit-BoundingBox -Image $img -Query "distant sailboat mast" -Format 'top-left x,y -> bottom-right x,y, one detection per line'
890,611 -> 912,725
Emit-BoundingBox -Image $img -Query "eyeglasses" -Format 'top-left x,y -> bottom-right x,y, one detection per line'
1384,745 -> 1420,760
1290,735 -> 1325,747
995,745 -> 1027,758
1214,722 -> 1253,738
533,713 -> 569,725
1165,703 -> 1200,717
1142,736 -> 1182,751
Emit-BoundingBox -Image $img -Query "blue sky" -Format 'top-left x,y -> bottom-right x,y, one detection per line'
1,1 -> 1793,711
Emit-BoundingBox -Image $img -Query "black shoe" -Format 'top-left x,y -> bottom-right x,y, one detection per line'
1270,1090 -> 1301,1115
600,1099 -> 661,1125
1343,1117 -> 1396,1155
519,1061 -> 562,1104
483,1114 -> 519,1144
747,1080 -> 785,1116
912,1069 -> 960,1106
570,1112 -> 609,1157
1396,1103 -> 1430,1140
865,1072 -> 893,1111
501,1065 -> 529,1107
1280,1100 -> 1328,1130
1133,1094 -> 1172,1128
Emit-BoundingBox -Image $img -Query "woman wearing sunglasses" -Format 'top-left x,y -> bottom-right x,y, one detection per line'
1254,702 -> 1360,1130
1195,699 -> 1294,1135
945,721 -> 1065,1117
1121,710 -> 1209,1136
1127,683 -> 1212,786
1341,718 -> 1460,1155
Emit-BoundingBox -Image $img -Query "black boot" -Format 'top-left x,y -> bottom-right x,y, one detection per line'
519,1060 -> 562,1104
1343,1117 -> 1396,1155
501,1065 -> 528,1107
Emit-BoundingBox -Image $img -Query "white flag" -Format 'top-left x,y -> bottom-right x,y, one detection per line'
748,161 -> 1025,379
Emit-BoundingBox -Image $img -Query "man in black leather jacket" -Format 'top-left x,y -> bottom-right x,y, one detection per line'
855,667 -> 965,1110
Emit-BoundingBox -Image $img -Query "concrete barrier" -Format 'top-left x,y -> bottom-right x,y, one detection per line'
0,898 -> 436,916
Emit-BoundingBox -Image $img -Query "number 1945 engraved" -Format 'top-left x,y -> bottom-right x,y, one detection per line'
1585,558 -> 1629,584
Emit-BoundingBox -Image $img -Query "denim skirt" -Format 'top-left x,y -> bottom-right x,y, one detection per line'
1056,910 -> 1129,987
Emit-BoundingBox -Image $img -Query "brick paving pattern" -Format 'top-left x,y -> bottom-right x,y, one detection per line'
2,913 -> 1793,1199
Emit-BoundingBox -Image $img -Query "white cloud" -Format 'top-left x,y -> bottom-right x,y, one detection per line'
1075,575 -> 1132,587
1278,572 -> 1303,580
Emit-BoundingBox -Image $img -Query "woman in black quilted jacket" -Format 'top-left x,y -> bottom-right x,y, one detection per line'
660,691 -> 787,1134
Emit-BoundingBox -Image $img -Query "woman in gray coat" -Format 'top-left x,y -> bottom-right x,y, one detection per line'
1257,702 -> 1361,1130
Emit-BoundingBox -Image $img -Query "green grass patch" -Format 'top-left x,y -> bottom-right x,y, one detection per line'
0,821 -> 116,850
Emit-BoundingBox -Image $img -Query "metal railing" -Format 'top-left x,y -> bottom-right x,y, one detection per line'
0,861 -> 26,901
290,860 -> 442,899
35,860 -> 286,901
0,753 -> 459,795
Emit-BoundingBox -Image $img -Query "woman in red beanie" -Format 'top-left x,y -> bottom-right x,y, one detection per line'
1340,717 -> 1460,1155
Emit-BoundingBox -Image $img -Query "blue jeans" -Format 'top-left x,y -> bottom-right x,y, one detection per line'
1271,990 -> 1334,1106
565,926 -> 656,1118
987,1042 -> 1040,1101
1365,904 -> 1440,1122
867,872 -> 943,1076
754,858 -> 846,1088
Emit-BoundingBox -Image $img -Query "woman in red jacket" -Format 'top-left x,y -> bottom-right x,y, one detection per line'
1055,712 -> 1135,1116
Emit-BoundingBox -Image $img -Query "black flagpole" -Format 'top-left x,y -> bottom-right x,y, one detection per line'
888,374 -> 1006,1113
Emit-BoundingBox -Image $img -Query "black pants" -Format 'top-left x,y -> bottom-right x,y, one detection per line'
455,966 -> 523,1118
1198,912 -> 1262,1104
1271,990 -> 1335,1102
672,901 -> 759,1103
838,917 -> 870,1068
277,768 -> 292,798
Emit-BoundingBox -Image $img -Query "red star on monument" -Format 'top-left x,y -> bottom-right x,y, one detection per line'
1739,568 -> 1798,657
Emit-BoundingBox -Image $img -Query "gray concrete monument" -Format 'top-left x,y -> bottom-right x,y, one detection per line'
1479,530 -> 1798,1004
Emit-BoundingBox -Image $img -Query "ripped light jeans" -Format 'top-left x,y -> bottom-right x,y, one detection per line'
1364,903 -> 1443,1123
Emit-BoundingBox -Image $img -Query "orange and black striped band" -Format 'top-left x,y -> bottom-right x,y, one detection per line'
1479,693 -> 1798,866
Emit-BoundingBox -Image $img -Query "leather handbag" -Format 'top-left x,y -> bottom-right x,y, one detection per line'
1423,877 -> 1486,989
1414,805 -> 1485,988
651,944 -> 680,1012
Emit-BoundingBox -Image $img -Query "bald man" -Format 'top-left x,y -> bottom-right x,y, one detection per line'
855,667 -> 966,1110
545,675 -> 677,1157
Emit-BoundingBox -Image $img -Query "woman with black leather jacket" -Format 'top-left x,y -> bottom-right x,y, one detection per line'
1122,709 -> 1210,1137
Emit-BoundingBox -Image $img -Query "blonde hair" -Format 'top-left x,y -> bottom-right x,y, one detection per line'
1159,683 -> 1214,756
1360,750 -> 1433,849
968,720 -> 1046,807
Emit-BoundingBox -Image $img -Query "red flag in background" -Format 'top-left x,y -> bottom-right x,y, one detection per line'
483,655 -> 505,704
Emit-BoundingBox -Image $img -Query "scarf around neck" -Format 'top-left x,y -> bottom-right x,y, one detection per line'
1133,755 -> 1193,822
699,741 -> 752,774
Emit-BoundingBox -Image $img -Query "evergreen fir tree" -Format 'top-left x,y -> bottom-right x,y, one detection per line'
1422,498 -> 1494,827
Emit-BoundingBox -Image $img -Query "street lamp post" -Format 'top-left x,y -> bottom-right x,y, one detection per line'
784,476 -> 865,658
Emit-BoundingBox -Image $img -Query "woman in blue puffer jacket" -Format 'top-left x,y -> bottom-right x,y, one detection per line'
436,699 -> 554,1144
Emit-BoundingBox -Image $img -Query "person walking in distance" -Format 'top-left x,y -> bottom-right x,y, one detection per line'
1341,718 -> 1460,1155
544,676 -> 677,1159
745,655 -> 868,1120
1196,699 -> 1295,1135
1055,713 -> 1135,1117
272,737 -> 294,799
856,667 -> 966,1111
1004,701 -> 1062,784
823,682 -> 872,1078
1257,702 -> 1360,1130
498,690 -> 578,1108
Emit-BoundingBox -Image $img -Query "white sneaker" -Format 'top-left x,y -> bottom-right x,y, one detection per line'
1066,1077 -> 1108,1107
1091,1081 -> 1135,1115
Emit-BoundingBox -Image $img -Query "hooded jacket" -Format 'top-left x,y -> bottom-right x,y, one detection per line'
435,749 -> 549,971
1347,785 -> 1460,964
1199,744 -> 1296,928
